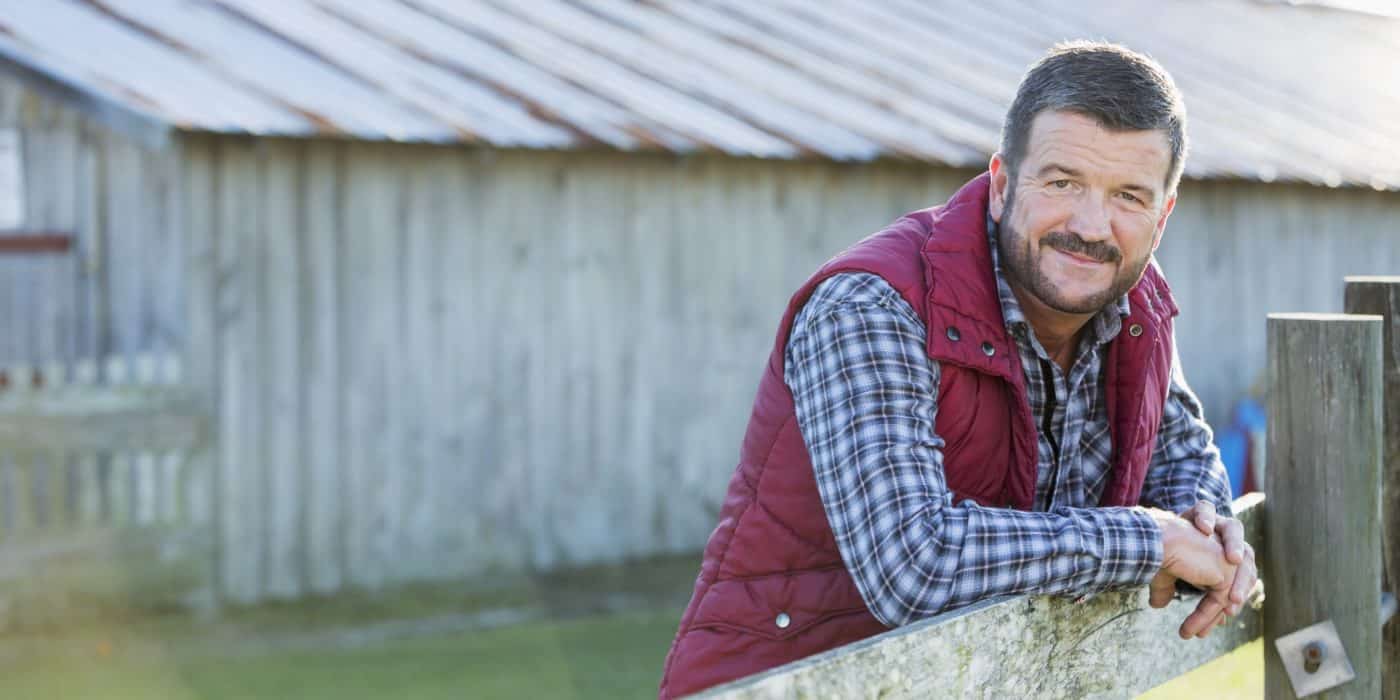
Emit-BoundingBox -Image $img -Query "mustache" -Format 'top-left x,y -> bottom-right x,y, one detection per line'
1041,232 -> 1121,263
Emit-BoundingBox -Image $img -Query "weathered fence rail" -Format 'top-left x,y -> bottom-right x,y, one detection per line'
697,493 -> 1264,700
698,277 -> 1398,700
0,354 -> 214,627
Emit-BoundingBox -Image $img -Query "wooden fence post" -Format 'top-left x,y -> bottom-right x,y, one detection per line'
1345,277 -> 1400,700
1265,313 -> 1385,699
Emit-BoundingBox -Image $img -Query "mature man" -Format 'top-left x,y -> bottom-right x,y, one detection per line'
658,42 -> 1257,698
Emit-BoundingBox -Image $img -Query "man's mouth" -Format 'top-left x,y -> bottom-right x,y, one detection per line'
1051,247 -> 1109,266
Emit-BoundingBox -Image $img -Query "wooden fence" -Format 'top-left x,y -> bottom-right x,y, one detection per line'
0,353 -> 212,627
698,276 -> 1400,700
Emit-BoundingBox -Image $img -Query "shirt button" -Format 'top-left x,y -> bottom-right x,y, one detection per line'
981,342 -> 995,357
775,612 -> 791,629
1128,323 -> 1144,337
946,326 -> 961,341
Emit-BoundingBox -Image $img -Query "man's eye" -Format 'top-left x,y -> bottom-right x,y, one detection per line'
1050,179 -> 1072,189
1118,191 -> 1143,204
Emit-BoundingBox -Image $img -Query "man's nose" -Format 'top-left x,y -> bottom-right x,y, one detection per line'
1066,193 -> 1113,241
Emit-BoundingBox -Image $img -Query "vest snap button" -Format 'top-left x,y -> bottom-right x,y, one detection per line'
775,612 -> 791,629
1128,323 -> 1144,337
946,326 -> 961,341
981,342 -> 995,357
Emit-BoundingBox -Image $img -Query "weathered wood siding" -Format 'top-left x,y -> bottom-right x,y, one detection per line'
184,137 -> 1400,602
0,79 -> 183,370
181,137 -> 978,601
1159,181 -> 1400,421
2,74 -> 1398,603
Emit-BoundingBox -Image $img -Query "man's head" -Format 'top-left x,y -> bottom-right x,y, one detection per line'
988,42 -> 1187,317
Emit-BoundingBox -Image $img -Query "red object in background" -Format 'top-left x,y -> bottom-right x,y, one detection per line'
0,232 -> 73,254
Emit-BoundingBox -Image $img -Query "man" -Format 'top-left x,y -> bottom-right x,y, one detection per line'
658,42 -> 1257,699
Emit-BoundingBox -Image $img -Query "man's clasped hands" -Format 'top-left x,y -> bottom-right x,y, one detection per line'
1142,503 -> 1258,639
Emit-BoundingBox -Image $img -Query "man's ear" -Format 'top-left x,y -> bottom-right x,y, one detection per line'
1152,192 -> 1177,253
988,153 -> 1009,223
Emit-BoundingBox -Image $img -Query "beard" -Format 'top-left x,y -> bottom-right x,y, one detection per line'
996,185 -> 1153,315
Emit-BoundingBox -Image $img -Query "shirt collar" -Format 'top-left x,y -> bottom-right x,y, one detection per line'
986,212 -> 1130,349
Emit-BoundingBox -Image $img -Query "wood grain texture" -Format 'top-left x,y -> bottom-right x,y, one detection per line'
261,142 -> 304,599
1343,277 -> 1400,700
301,141 -> 344,594
213,139 -> 263,604
697,494 -> 1266,700
1265,313 -> 1384,699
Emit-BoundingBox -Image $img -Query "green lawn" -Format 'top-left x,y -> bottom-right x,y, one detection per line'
0,608 -> 682,699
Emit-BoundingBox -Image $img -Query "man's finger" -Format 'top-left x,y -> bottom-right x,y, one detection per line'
1190,502 -> 1216,536
1149,573 -> 1177,609
1180,593 -> 1227,639
1198,610 -> 1228,638
1228,556 -> 1257,613
1219,517 -> 1245,564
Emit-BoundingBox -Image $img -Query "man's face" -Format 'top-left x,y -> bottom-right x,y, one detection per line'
988,110 -> 1177,316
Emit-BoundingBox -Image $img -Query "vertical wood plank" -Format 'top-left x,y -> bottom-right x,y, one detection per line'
1343,277 -> 1400,700
215,138 -> 264,604
511,152 -> 559,570
370,143 -> 404,587
180,136 -> 217,532
261,142 -> 304,599
399,149 -> 439,580
339,141 -> 384,589
133,354 -> 158,525
1265,313 -> 1384,699
302,141 -> 344,594
435,149 -> 483,578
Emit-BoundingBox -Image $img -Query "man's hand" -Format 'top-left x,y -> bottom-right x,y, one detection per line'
1140,507 -> 1245,639
1178,501 -> 1258,635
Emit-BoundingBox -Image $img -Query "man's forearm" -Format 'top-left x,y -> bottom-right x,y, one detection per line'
787,273 -> 1163,627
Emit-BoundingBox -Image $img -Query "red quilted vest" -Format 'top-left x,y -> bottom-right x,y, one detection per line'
658,173 -> 1180,698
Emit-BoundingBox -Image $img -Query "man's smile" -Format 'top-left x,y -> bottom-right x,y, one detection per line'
1048,246 -> 1111,268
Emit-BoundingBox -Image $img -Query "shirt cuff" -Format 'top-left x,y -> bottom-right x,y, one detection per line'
1084,507 -> 1163,590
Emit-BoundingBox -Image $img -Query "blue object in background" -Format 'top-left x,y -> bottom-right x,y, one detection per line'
1216,427 -> 1248,498
1218,396 -> 1267,496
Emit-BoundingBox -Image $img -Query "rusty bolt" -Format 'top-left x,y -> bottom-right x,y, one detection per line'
1302,641 -> 1325,673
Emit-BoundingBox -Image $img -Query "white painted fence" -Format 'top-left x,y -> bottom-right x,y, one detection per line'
0,353 -> 212,626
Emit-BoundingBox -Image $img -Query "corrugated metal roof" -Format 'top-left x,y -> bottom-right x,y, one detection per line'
0,0 -> 1397,188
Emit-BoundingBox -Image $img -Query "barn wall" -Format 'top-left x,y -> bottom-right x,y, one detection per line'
0,77 -> 183,370
183,136 -> 979,601
115,134 -> 1400,603
1160,180 -> 1400,424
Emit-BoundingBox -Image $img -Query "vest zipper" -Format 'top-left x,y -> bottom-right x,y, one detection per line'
1041,361 -> 1058,464
1039,359 -> 1062,505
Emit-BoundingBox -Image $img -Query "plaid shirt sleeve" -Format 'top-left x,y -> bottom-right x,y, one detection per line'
1140,333 -> 1236,518
784,272 -> 1162,628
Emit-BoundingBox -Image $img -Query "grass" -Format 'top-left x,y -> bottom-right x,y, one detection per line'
0,608 -> 683,699
0,548 -> 1261,699
0,554 -> 697,699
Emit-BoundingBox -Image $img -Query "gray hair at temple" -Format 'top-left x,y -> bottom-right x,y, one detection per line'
999,41 -> 1189,196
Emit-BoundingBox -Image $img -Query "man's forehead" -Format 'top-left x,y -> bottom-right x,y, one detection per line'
1022,111 -> 1172,188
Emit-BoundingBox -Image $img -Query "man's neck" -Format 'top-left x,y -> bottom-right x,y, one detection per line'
1008,284 -> 1094,373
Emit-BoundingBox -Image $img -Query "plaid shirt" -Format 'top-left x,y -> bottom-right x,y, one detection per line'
784,220 -> 1233,627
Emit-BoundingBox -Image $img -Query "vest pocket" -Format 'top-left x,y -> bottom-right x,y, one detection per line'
688,568 -> 877,641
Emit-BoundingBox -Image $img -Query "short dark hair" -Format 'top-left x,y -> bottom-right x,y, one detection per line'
1000,41 -> 1188,194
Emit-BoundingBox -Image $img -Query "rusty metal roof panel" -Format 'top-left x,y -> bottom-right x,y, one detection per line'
0,0 -> 1396,187
0,0 -> 309,134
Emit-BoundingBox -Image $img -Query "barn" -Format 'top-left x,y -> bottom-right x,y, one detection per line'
0,0 -> 1395,607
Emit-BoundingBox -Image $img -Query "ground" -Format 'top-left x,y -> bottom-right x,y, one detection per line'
0,553 -> 1259,698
